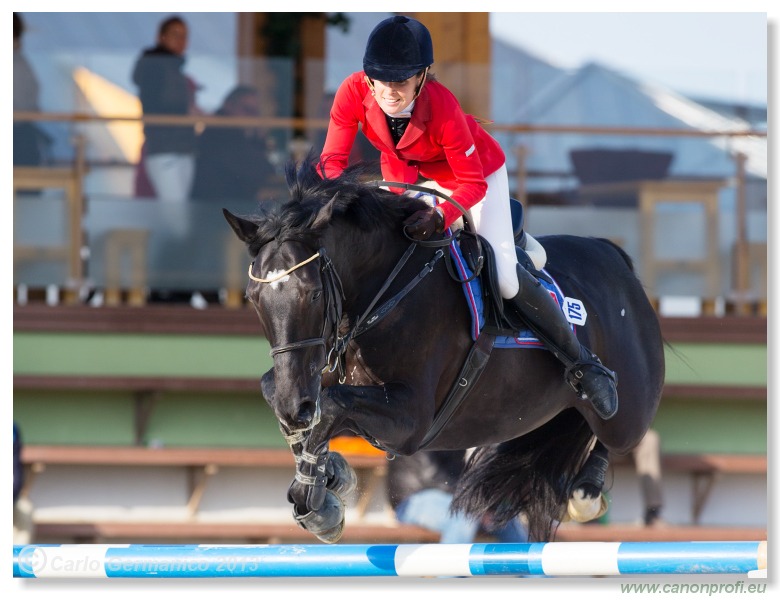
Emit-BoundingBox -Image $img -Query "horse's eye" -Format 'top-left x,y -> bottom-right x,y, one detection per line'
311,290 -> 323,302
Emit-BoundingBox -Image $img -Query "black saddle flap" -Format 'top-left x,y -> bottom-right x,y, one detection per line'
456,230 -> 504,328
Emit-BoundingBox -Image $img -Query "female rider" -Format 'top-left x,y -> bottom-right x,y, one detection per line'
318,15 -> 618,420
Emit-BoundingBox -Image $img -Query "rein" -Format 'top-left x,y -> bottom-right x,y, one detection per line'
368,180 -> 484,280
327,244 -> 445,382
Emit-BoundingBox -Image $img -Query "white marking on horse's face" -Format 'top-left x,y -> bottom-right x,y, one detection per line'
621,308 -> 626,317
266,269 -> 290,290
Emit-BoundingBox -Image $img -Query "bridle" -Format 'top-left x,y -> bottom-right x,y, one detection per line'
248,248 -> 344,362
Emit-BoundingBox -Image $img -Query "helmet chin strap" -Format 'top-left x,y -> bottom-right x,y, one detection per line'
413,67 -> 429,100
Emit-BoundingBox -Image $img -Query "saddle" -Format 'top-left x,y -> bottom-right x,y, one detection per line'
453,198 -> 554,338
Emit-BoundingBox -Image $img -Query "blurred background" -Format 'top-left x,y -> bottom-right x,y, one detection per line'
12,11 -> 767,546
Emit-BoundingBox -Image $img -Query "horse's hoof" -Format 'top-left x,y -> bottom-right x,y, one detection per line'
327,452 -> 358,497
567,489 -> 608,523
293,489 -> 345,544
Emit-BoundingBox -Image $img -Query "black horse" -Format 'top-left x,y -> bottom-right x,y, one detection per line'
224,160 -> 665,543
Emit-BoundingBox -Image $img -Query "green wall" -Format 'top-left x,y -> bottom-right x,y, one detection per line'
13,392 -> 286,449
13,332 -> 272,378
13,331 -> 767,453
663,342 -> 766,387
13,333 -> 767,386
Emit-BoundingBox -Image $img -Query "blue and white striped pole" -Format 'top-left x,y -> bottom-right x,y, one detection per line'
14,541 -> 767,578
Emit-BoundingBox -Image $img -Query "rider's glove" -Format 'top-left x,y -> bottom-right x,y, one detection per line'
403,207 -> 445,241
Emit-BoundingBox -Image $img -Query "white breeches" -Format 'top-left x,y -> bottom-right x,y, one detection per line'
418,164 -> 544,299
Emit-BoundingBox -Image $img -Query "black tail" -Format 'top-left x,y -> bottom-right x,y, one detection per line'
452,409 -> 594,542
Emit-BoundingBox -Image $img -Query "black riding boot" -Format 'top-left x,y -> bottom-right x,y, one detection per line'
507,264 -> 619,420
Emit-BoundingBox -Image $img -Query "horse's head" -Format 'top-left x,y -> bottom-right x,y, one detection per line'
223,203 -> 332,434
224,159 -> 425,436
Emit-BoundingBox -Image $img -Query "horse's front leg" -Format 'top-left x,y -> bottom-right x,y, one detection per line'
286,382 -> 423,543
287,439 -> 357,544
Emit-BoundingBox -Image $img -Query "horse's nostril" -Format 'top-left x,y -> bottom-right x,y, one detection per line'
295,401 -> 316,427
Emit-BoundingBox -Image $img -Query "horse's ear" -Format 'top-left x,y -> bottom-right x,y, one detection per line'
311,192 -> 339,229
223,208 -> 259,243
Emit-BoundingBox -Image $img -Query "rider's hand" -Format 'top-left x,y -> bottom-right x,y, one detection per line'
403,207 -> 445,240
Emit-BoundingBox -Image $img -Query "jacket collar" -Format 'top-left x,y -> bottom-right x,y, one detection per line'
362,84 -> 431,152
397,87 -> 430,150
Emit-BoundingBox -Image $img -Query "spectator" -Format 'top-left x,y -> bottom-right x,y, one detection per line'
387,449 -> 528,543
13,423 -> 34,544
132,15 -> 200,202
13,423 -> 23,504
13,12 -> 51,167
191,85 -> 278,203
633,428 -> 664,526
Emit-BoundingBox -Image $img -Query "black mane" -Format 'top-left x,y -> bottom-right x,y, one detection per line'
243,158 -> 428,257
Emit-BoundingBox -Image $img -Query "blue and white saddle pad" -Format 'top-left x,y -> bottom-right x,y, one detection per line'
449,239 -> 574,349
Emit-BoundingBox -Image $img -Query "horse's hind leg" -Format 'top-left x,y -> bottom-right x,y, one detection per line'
567,440 -> 609,523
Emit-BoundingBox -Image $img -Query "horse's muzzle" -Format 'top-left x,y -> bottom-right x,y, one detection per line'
281,396 -> 321,436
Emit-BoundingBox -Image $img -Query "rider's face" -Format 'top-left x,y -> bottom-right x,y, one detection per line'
371,74 -> 422,115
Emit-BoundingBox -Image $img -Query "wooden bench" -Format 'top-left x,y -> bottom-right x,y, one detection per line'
21,444 -> 765,543
20,444 -> 388,515
32,521 -> 765,545
31,521 -> 440,545
554,523 -> 767,542
609,452 -> 767,524
660,383 -> 766,402
19,444 -> 442,545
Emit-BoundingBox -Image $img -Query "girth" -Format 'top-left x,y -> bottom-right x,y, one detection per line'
417,331 -> 496,449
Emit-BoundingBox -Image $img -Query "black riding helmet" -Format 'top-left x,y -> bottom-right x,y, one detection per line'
363,16 -> 433,82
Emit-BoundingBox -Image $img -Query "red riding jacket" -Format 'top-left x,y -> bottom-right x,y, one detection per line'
319,72 -> 505,228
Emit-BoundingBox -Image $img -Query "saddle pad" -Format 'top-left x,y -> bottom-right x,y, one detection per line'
449,240 -> 571,349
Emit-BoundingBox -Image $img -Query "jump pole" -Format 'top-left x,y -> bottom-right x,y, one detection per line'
14,541 -> 767,578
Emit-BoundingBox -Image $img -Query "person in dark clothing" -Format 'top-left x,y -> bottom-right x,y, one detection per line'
13,423 -> 33,544
13,12 -> 51,167
191,85 -> 278,202
131,15 -> 199,202
387,449 -> 528,543
13,423 -> 23,504
632,428 -> 665,526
